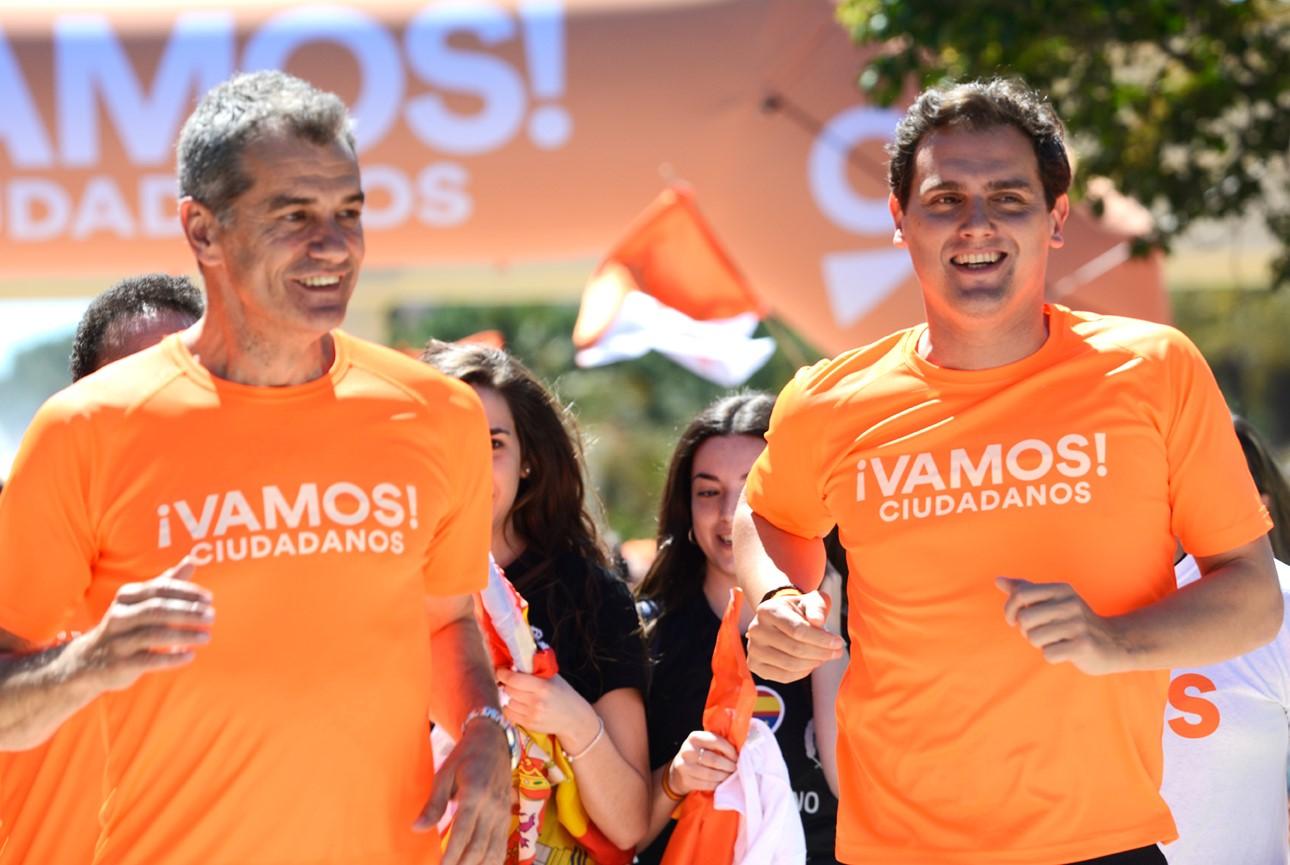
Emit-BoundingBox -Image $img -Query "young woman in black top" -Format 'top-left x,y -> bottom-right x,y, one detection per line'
421,341 -> 650,858
636,392 -> 847,864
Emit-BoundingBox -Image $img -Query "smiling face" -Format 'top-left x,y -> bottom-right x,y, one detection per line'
690,434 -> 766,584
889,124 -> 1069,333
204,129 -> 365,340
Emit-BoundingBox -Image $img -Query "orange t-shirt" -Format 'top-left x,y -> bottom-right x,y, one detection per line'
744,305 -> 1272,865
0,331 -> 492,865
0,616 -> 103,865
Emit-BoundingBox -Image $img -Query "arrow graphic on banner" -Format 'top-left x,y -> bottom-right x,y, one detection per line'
821,248 -> 912,327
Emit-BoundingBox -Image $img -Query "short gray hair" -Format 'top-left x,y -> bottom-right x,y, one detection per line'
177,70 -> 356,220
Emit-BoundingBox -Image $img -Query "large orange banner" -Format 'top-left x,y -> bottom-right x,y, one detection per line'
0,0 -> 1166,353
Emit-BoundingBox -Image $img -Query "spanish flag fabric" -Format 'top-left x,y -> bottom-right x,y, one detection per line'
470,558 -> 633,865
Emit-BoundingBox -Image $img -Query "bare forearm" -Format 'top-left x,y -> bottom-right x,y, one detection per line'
426,616 -> 500,732
1110,551 -> 1282,670
564,692 -> 650,849
0,640 -> 99,750
809,654 -> 846,797
641,764 -> 681,849
732,493 -> 826,602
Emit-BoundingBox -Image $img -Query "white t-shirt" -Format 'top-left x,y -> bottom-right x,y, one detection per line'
1161,556 -> 1290,865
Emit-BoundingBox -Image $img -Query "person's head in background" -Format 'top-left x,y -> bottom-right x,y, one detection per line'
70,274 -> 204,381
1234,414 -> 1290,561
419,340 -> 608,573
636,392 -> 774,616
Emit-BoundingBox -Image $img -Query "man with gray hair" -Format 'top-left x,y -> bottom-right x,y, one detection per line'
0,71 -> 511,865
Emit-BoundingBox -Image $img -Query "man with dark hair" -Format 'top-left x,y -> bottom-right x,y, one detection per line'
735,78 -> 1280,864
0,70 -> 510,865
69,273 -> 204,381
0,273 -> 201,865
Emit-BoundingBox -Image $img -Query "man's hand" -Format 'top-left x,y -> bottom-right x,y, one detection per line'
745,590 -> 844,682
66,558 -> 213,693
997,577 -> 1128,675
416,719 -> 511,865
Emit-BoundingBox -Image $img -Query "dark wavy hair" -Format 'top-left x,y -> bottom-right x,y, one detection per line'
70,273 -> 203,381
636,392 -> 775,618
888,77 -> 1071,210
1234,415 -> 1290,561
420,340 -> 611,658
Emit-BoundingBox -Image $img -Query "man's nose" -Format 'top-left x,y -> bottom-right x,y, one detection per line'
309,220 -> 351,263
959,198 -> 995,237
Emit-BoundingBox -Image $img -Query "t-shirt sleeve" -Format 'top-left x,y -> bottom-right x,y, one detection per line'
743,365 -> 835,539
0,394 -> 96,643
1161,330 -> 1272,557
422,385 -> 492,596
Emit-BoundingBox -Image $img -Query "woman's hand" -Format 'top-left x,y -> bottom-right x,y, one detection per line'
668,730 -> 738,795
496,668 -> 601,751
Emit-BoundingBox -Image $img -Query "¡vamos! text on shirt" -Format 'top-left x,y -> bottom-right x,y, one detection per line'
156,481 -> 419,565
855,433 -> 1107,523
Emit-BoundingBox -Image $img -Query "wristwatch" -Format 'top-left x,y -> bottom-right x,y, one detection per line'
463,706 -> 520,771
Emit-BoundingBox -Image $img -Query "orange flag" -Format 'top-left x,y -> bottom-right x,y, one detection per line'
660,587 -> 757,865
572,186 -> 775,387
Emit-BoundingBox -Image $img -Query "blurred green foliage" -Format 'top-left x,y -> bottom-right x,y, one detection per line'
1171,286 -> 1290,448
388,303 -> 821,541
837,0 -> 1290,286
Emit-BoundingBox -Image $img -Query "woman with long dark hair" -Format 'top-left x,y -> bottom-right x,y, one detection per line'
421,340 -> 650,859
636,392 -> 847,864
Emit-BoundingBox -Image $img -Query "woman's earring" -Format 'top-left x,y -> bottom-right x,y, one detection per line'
520,465 -> 531,478
687,528 -> 695,544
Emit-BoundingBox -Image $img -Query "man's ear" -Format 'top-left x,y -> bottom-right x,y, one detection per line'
1049,193 -> 1070,249
180,198 -> 223,268
888,193 -> 906,248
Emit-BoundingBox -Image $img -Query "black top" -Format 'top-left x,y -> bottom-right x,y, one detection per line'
639,592 -> 840,865
502,548 -> 648,703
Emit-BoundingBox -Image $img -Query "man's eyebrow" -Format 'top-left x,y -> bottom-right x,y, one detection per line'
921,178 -> 1035,193
986,178 -> 1036,191
266,191 -> 365,210
266,194 -> 313,211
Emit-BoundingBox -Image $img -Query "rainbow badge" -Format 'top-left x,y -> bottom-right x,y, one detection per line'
752,685 -> 785,733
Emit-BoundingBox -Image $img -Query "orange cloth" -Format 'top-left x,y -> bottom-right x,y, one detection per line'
0,621 -> 103,865
744,306 -> 1272,864
661,588 -> 756,865
572,185 -> 766,349
0,331 -> 492,865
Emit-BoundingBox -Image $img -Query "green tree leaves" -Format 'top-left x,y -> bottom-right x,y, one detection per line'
838,0 -> 1289,286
